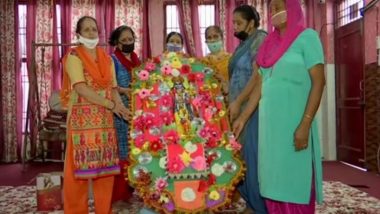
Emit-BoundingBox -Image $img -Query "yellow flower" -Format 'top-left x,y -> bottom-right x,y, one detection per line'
159,195 -> 169,203
132,148 -> 141,155
143,141 -> 150,150
188,58 -> 195,63
180,151 -> 192,166
218,110 -> 226,117
171,58 -> 182,69
209,190 -> 220,200
211,83 -> 218,89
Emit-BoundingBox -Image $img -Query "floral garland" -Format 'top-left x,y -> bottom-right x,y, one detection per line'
127,52 -> 245,213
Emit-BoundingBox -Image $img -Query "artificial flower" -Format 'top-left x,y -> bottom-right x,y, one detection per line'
161,65 -> 172,76
167,156 -> 185,173
171,58 -> 182,69
191,156 -> 207,171
187,73 -> 196,82
145,62 -> 156,72
208,125 -> 222,142
132,148 -> 141,155
153,56 -> 161,64
150,138 -> 164,153
134,115 -> 145,130
195,73 -> 205,82
184,142 -> 197,153
211,163 -> 224,177
159,195 -> 170,204
138,70 -> 150,81
155,177 -> 168,191
206,139 -> 218,148
180,151 -> 192,166
171,69 -> 180,77
180,64 -> 191,75
144,114 -> 157,129
164,129 -> 179,144
209,190 -> 220,201
181,187 -> 196,202
134,135 -> 146,148
138,89 -> 151,99
160,111 -> 174,125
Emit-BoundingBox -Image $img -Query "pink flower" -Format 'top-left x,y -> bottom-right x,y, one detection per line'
134,135 -> 146,148
191,156 -> 207,171
199,128 -> 209,139
192,96 -> 202,108
134,116 -> 145,130
167,157 -> 185,173
161,65 -> 172,75
138,70 -> 150,81
155,177 -> 168,191
138,89 -> 151,99
144,114 -> 157,129
160,111 -> 174,125
164,130 -> 179,144
160,95 -> 173,107
230,139 -> 242,151
208,126 -> 221,141
145,62 -> 156,72
195,73 -> 205,82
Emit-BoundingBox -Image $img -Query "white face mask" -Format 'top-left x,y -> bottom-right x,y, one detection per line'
78,35 -> 99,49
271,10 -> 287,27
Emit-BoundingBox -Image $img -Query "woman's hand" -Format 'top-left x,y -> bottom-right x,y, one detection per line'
294,121 -> 311,151
228,100 -> 241,122
232,116 -> 248,139
112,101 -> 132,120
118,87 -> 132,96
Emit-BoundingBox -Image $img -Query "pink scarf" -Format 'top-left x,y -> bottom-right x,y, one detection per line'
256,0 -> 305,68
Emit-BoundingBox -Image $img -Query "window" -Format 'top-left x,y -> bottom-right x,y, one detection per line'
164,3 -> 216,56
198,4 -> 215,56
165,5 -> 180,36
337,0 -> 364,27
18,4 -> 28,132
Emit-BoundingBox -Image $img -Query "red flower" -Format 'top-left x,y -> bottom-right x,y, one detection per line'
164,130 -> 179,144
180,64 -> 191,75
135,135 -> 146,148
187,73 -> 196,82
160,95 -> 173,107
206,139 -> 218,148
153,56 -> 161,64
208,174 -> 216,185
134,115 -> 145,130
195,73 -> 205,82
160,111 -> 174,126
150,138 -> 164,153
167,157 -> 185,173
208,126 -> 222,142
144,114 -> 157,129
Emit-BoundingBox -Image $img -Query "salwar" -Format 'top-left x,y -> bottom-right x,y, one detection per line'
64,139 -> 115,214
265,175 -> 316,214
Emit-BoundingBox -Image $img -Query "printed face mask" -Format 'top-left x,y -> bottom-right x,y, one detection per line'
206,40 -> 223,53
167,43 -> 183,52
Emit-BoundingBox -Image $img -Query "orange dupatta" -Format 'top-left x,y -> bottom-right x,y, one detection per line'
60,46 -> 112,108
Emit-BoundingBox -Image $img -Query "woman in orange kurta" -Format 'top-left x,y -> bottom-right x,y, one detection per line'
61,16 -> 130,214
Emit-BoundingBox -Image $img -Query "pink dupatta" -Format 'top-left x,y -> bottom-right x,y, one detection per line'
256,0 -> 305,68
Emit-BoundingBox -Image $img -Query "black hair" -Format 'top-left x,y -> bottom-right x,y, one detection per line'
75,16 -> 98,34
108,25 -> 136,46
205,25 -> 224,40
233,5 -> 261,28
166,32 -> 184,45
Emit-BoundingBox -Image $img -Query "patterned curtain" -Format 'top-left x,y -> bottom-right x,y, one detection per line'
246,0 -> 268,31
177,0 -> 203,57
115,0 -> 144,57
0,0 -> 20,162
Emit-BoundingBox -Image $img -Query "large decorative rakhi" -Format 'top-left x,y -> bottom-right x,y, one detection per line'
127,52 -> 245,213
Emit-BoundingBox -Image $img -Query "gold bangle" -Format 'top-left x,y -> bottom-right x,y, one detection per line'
304,114 -> 313,120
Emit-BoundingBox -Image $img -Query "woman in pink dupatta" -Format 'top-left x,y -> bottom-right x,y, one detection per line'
232,0 -> 326,213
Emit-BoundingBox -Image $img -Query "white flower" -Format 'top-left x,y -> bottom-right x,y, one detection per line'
184,142 -> 197,153
159,157 -> 167,169
171,69 -> 180,77
211,163 -> 225,177
181,187 -> 196,202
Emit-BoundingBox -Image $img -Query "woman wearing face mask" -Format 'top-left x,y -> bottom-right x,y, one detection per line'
227,5 -> 267,214
232,0 -> 325,213
60,16 -> 131,213
108,25 -> 141,207
202,26 -> 231,95
165,31 -> 184,53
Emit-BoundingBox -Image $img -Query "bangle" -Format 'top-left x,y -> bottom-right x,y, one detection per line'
304,114 -> 313,120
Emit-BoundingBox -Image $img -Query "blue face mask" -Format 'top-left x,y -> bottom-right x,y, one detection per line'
167,43 -> 183,52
